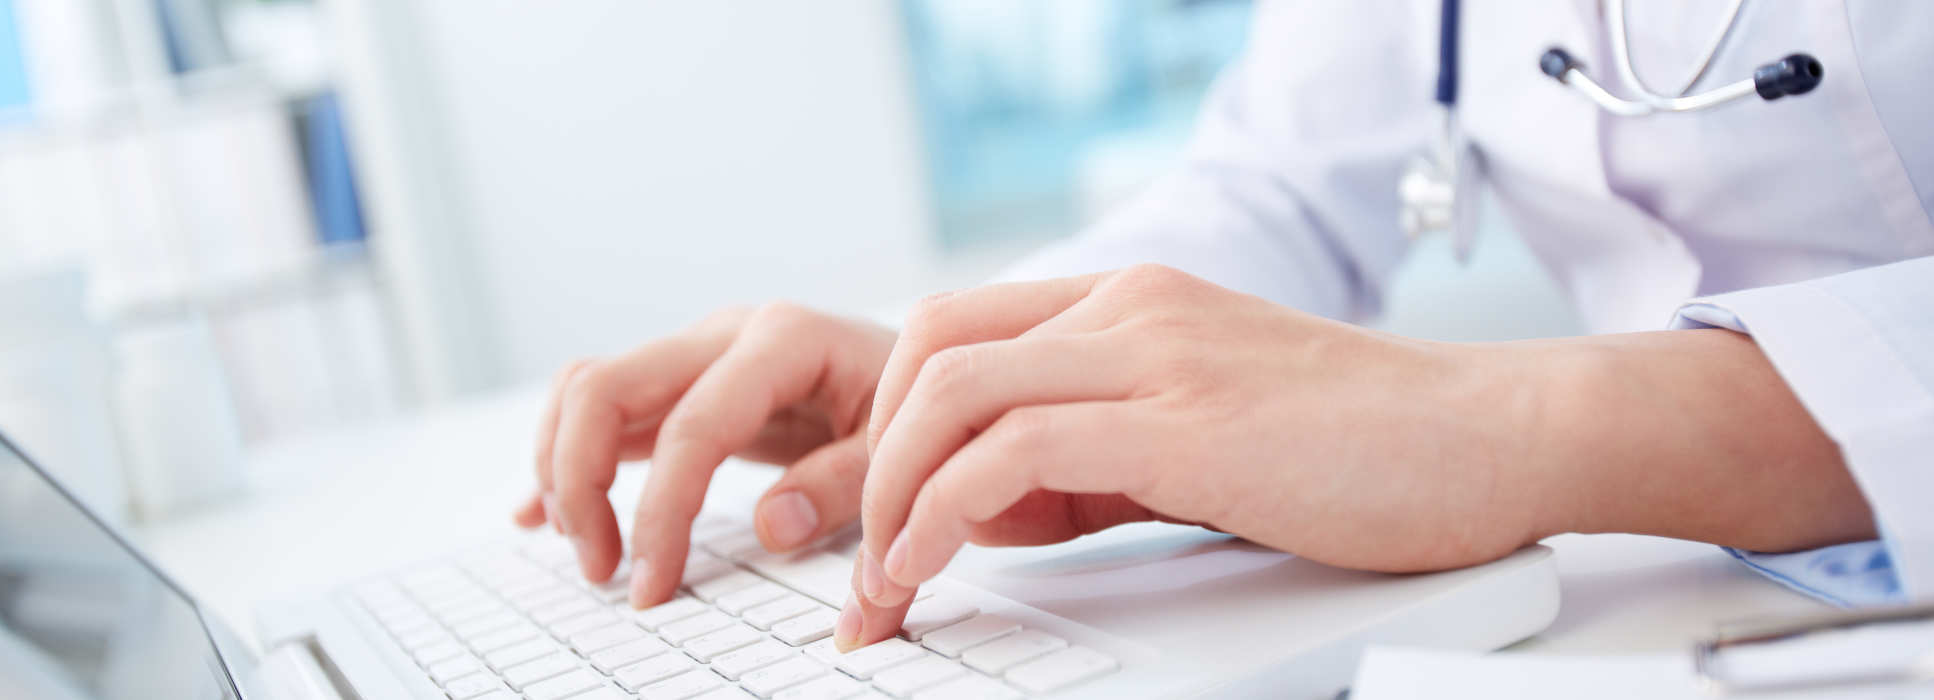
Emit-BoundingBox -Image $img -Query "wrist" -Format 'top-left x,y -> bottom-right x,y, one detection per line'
1456,336 -> 1622,545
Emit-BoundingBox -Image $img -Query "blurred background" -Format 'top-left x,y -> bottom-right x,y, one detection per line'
0,0 -> 1576,526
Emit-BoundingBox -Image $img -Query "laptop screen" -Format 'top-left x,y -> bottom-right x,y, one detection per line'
0,436 -> 238,700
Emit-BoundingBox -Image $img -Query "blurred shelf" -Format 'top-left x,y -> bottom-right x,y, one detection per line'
0,61 -> 330,154
105,242 -> 378,327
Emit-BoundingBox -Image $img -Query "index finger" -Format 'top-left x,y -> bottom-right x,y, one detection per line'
865,274 -> 1099,457
550,329 -> 739,583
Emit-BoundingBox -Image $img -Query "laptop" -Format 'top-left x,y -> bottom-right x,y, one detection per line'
0,428 -> 1558,700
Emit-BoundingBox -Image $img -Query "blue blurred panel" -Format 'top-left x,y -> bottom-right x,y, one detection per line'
0,0 -> 30,113
900,0 -> 1251,249
299,91 -> 369,245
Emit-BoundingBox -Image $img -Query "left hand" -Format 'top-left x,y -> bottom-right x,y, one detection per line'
834,264 -> 1549,650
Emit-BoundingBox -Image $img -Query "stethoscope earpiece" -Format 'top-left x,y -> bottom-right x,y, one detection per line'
1753,54 -> 1823,100
1540,0 -> 1825,116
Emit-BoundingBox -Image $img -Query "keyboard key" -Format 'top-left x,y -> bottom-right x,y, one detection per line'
691,571 -> 764,602
483,637 -> 558,670
636,597 -> 709,630
683,623 -> 763,662
739,656 -> 829,697
451,611 -> 522,640
468,624 -> 540,653
589,636 -> 673,673
919,615 -> 1018,658
470,691 -> 519,700
531,596 -> 599,625
717,581 -> 789,615
743,595 -> 824,630
412,640 -> 465,666
587,577 -> 632,604
772,673 -> 867,700
801,638 -> 845,667
396,626 -> 452,651
435,598 -> 506,626
738,551 -> 854,607
693,687 -> 758,700
638,668 -> 725,700
570,621 -> 647,655
549,608 -> 623,639
896,597 -> 976,642
909,675 -> 1022,700
523,668 -> 604,700
770,608 -> 837,646
661,610 -> 736,644
501,652 -> 580,690
700,530 -> 765,560
615,653 -> 697,691
569,687 -> 633,700
710,640 -> 797,679
1004,646 -> 1118,694
523,538 -> 577,568
959,630 -> 1064,674
512,583 -> 583,611
682,550 -> 739,587
426,655 -> 483,685
831,638 -> 925,679
870,654 -> 966,697
441,673 -> 508,700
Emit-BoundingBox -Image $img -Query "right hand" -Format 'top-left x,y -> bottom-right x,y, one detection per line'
513,303 -> 896,608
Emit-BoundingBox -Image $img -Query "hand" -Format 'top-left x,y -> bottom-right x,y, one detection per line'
835,264 -> 1875,651
833,264 -> 1545,648
515,303 -> 895,608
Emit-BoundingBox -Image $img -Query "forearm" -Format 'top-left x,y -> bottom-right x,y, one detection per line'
1507,329 -> 1875,551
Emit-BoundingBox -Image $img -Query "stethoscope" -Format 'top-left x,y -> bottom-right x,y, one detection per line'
1399,0 -> 1825,241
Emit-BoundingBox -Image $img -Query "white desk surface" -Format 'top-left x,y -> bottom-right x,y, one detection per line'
128,386 -> 1831,657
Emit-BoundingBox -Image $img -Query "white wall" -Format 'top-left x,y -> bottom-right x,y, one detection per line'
400,0 -> 944,383
333,0 -> 1579,396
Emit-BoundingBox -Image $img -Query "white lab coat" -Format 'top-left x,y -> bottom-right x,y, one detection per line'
1002,0 -> 1934,605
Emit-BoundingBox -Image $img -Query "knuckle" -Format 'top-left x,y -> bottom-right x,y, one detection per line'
1105,263 -> 1195,298
916,345 -> 980,396
552,357 -> 596,387
988,407 -> 1053,455
749,301 -> 814,334
700,304 -> 756,329
560,361 -> 613,409
901,290 -> 960,340
656,407 -> 732,458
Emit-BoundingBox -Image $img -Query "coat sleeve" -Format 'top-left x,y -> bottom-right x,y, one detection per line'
1671,256 -> 1934,606
994,0 -> 1434,322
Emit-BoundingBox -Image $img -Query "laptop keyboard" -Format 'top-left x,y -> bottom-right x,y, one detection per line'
351,517 -> 1119,699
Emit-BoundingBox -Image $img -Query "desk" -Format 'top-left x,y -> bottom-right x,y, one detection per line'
129,386 -> 1830,656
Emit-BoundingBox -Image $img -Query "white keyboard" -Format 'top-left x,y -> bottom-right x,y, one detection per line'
350,517 -> 1121,700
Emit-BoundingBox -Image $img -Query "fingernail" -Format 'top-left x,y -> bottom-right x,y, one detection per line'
861,550 -> 885,603
834,596 -> 863,652
627,557 -> 653,609
759,491 -> 819,550
883,530 -> 911,582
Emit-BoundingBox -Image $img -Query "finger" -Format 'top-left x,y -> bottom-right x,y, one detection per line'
835,553 -> 915,653
552,322 -> 742,583
512,491 -> 547,529
754,434 -> 868,553
858,334 -> 1130,605
866,274 -> 1102,457
532,358 -> 596,531
966,491 -> 1155,547
627,305 -> 856,607
885,401 -> 1158,588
